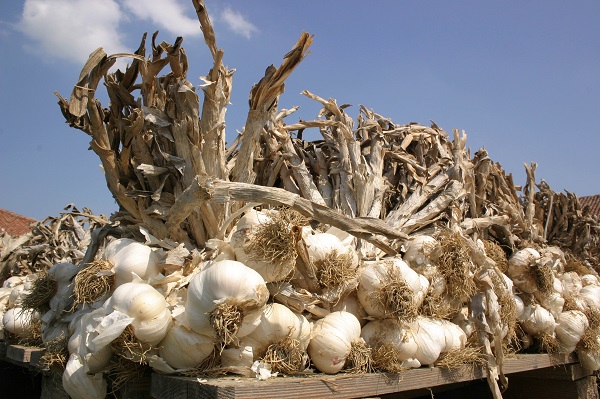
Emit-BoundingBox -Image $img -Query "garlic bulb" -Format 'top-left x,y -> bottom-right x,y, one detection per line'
185,260 -> 269,343
520,304 -> 556,336
157,319 -> 214,370
507,248 -> 540,294
104,282 -> 172,345
332,291 -> 368,326
409,317 -> 466,366
451,307 -> 475,337
533,277 -> 564,318
361,318 -> 419,366
8,283 -> 30,307
304,232 -> 360,290
581,274 -> 599,287
305,232 -> 358,267
104,238 -> 162,287
308,311 -> 362,374
579,285 -> 600,311
357,257 -> 429,319
402,235 -> 441,278
63,353 -> 107,399
513,295 -> 526,320
3,307 -> 38,337
241,303 -> 311,358
230,210 -> 296,283
555,310 -> 588,354
560,272 -> 582,300
2,276 -> 25,288
578,342 -> 600,371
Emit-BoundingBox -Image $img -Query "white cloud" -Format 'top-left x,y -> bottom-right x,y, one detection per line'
121,0 -> 200,37
220,6 -> 258,39
18,0 -> 129,65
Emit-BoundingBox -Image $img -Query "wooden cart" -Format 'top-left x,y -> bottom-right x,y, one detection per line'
2,342 -> 597,399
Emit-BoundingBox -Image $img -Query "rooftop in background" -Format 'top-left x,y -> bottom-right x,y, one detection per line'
0,209 -> 37,236
579,195 -> 600,218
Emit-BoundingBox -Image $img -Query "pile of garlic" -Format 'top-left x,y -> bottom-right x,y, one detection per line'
1,212 -> 599,398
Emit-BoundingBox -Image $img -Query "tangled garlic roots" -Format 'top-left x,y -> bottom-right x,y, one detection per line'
533,263 -> 554,293
8,317 -> 43,347
420,292 -> 453,319
369,270 -> 418,321
277,208 -> 311,227
261,337 -> 306,374
315,250 -> 358,289
73,260 -> 114,307
246,218 -> 297,266
490,272 -> 517,344
536,332 -> 560,354
370,340 -> 406,373
483,240 -> 509,273
41,335 -> 69,370
111,325 -> 152,364
22,273 -> 56,313
106,356 -> 147,394
578,309 -> 600,353
435,346 -> 486,369
344,340 -> 373,374
209,303 -> 243,346
436,230 -> 477,304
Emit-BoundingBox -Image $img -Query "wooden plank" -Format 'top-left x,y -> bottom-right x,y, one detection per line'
151,353 -> 579,399
6,344 -> 44,365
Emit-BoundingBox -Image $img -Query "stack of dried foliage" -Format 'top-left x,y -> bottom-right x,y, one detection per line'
1,1 -> 598,399
0,205 -> 108,281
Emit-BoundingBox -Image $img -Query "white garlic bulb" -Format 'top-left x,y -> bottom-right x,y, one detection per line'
560,272 -> 582,300
157,319 -> 214,370
402,235 -> 441,278
520,304 -> 556,336
62,353 -> 107,399
230,210 -> 296,283
555,310 -> 588,354
3,307 -> 38,337
357,258 -> 429,319
581,274 -> 599,287
579,285 -> 600,311
185,260 -> 269,341
361,318 -> 419,364
307,311 -> 362,374
507,248 -> 541,294
241,303 -> 311,358
104,238 -> 162,287
104,282 -> 172,345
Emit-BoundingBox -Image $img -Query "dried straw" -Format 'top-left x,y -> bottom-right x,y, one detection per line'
483,240 -> 509,273
73,259 -> 114,307
436,230 -> 477,305
435,346 -> 486,369
246,217 -> 297,266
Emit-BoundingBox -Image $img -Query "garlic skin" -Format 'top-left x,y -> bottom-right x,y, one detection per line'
357,258 -> 429,318
241,303 -> 312,358
410,317 -> 466,366
581,274 -> 599,287
62,353 -> 107,399
104,282 -> 172,345
104,238 -> 162,287
520,304 -> 556,336
3,276 -> 25,288
157,319 -> 214,370
533,277 -> 564,318
579,285 -> 600,311
578,342 -> 600,371
230,210 -> 296,283
402,235 -> 441,278
361,318 -> 419,363
185,260 -> 269,339
308,311 -> 362,374
560,272 -> 582,300
3,307 -> 38,337
304,233 -> 358,268
507,248 -> 541,294
68,308 -> 114,374
555,310 -> 589,354
332,291 -> 368,326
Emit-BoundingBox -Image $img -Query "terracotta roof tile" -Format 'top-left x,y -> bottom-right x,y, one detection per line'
579,195 -> 600,218
0,209 -> 37,236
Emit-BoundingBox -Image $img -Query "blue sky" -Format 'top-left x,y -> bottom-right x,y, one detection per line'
1,0 -> 599,220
